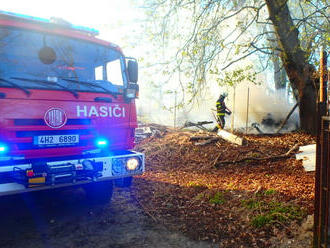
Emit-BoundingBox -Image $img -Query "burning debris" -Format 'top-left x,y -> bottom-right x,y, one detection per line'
252,110 -> 299,134
261,113 -> 281,127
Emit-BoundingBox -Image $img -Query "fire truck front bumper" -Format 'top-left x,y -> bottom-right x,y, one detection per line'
0,151 -> 144,196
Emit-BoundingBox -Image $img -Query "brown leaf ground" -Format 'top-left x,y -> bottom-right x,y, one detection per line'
132,131 -> 316,248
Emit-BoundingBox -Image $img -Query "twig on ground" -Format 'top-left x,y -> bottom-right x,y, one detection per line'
215,144 -> 299,168
132,194 -> 158,222
211,153 -> 223,167
210,146 -> 230,167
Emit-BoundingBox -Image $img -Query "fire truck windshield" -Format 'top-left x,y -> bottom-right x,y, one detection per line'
0,26 -> 125,94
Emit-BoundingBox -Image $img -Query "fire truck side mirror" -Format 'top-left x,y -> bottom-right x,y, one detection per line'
127,60 -> 138,84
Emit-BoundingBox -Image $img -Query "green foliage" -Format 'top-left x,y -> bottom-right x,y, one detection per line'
254,188 -> 278,197
186,181 -> 203,188
215,65 -> 259,87
251,203 -> 305,228
194,192 -> 206,200
241,199 -> 263,209
187,181 -> 211,189
264,189 -> 277,195
241,199 -> 306,228
251,215 -> 273,228
209,192 -> 225,205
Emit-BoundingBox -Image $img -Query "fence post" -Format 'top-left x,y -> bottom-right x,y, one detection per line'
174,91 -> 177,128
314,48 -> 328,248
245,87 -> 250,134
231,87 -> 236,132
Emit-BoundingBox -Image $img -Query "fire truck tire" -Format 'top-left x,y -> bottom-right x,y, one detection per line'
114,176 -> 133,188
83,181 -> 113,204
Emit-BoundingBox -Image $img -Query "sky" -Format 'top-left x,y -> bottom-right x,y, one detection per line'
0,0 -> 142,55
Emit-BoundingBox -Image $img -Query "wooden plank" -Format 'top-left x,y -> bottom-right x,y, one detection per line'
217,130 -> 245,146
195,137 -> 220,146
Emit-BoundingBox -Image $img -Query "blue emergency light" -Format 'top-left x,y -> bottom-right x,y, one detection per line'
96,139 -> 108,147
0,10 -> 50,23
0,10 -> 99,36
0,143 -> 8,153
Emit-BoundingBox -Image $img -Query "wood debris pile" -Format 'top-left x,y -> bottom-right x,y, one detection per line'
135,123 -> 173,143
182,121 -> 214,131
132,130 -> 316,247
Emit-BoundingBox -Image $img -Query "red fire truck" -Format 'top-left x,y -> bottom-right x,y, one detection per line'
0,11 -> 144,202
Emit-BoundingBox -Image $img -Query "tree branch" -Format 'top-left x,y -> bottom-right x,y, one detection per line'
221,49 -> 258,70
214,144 -> 299,168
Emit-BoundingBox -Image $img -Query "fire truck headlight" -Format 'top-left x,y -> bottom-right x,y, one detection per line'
126,157 -> 139,171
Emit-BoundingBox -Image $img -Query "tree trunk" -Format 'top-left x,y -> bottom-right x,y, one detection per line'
265,0 -> 318,134
273,54 -> 287,90
265,27 -> 287,90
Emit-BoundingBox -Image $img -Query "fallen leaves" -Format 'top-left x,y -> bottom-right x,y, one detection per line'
132,130 -> 316,247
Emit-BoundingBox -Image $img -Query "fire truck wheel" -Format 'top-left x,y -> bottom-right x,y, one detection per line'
83,181 -> 113,204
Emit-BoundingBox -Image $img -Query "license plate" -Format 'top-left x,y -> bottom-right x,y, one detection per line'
34,135 -> 79,145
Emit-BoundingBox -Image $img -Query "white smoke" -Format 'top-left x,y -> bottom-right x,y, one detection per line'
137,76 -> 299,133
225,82 -> 299,133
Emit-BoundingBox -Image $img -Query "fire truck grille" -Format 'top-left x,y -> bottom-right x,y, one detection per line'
14,119 -> 91,126
13,119 -> 95,150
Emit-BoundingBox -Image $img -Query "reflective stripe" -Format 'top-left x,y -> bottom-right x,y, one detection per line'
217,113 -> 225,116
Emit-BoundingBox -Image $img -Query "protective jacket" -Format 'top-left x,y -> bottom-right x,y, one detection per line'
214,96 -> 231,130
216,99 -> 227,116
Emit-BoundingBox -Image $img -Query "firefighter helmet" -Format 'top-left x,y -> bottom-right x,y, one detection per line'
219,93 -> 228,100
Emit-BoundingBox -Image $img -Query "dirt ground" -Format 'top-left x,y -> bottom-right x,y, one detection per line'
0,187 -> 215,248
0,130 -> 316,248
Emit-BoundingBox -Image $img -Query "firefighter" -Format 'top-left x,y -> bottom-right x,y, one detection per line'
214,93 -> 231,131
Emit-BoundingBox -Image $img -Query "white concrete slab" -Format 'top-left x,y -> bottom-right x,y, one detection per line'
217,130 -> 245,146
299,144 -> 316,153
296,144 -> 316,172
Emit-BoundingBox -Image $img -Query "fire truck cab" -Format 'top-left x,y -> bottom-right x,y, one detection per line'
0,11 -> 144,202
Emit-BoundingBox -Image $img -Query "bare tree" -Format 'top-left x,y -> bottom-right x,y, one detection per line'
139,0 -> 329,134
